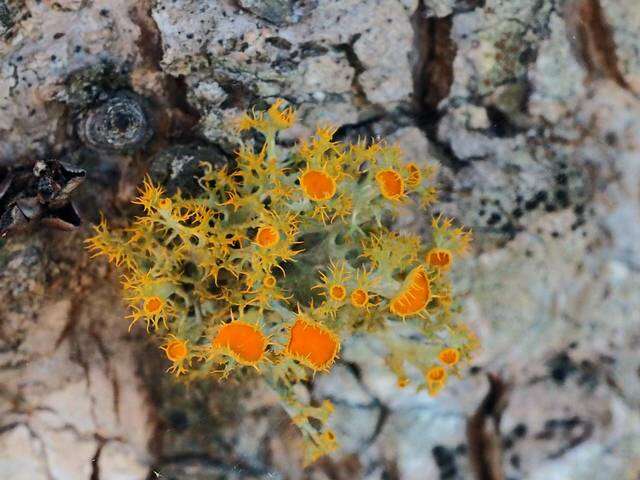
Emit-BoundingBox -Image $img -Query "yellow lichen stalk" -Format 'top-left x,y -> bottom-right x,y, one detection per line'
86,99 -> 478,465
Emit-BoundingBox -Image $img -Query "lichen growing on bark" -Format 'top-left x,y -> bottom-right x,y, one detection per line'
86,100 -> 477,463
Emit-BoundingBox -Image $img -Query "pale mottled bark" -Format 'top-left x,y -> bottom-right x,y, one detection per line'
1,0 -> 640,478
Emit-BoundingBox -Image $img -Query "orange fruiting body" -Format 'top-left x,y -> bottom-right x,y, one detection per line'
376,169 -> 404,200
285,316 -> 340,371
350,288 -> 369,308
165,338 -> 188,362
268,98 -> 296,129
329,284 -> 347,301
256,226 -> 279,248
158,198 -> 172,210
427,248 -> 453,270
144,296 -> 163,315
397,377 -> 410,388
406,163 -> 421,187
438,347 -> 460,366
264,275 -> 277,288
425,366 -> 447,396
300,169 -> 337,201
425,367 -> 447,396
389,266 -> 431,317
425,365 -> 447,396
213,321 -> 267,365
427,366 -> 446,382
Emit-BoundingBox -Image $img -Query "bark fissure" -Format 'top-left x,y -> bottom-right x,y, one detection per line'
334,34 -> 370,107
467,374 -> 509,480
411,3 -> 456,123
564,0 -> 630,90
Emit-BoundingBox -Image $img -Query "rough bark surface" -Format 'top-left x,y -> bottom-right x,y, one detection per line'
1,0 -> 640,478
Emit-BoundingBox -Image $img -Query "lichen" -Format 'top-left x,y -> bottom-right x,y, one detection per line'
86,99 -> 478,464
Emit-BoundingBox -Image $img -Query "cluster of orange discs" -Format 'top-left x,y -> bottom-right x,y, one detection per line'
163,315 -> 340,373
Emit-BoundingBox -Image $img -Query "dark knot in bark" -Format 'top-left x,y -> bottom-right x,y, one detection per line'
78,91 -> 153,152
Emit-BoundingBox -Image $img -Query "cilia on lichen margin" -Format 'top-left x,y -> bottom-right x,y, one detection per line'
86,99 -> 478,464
